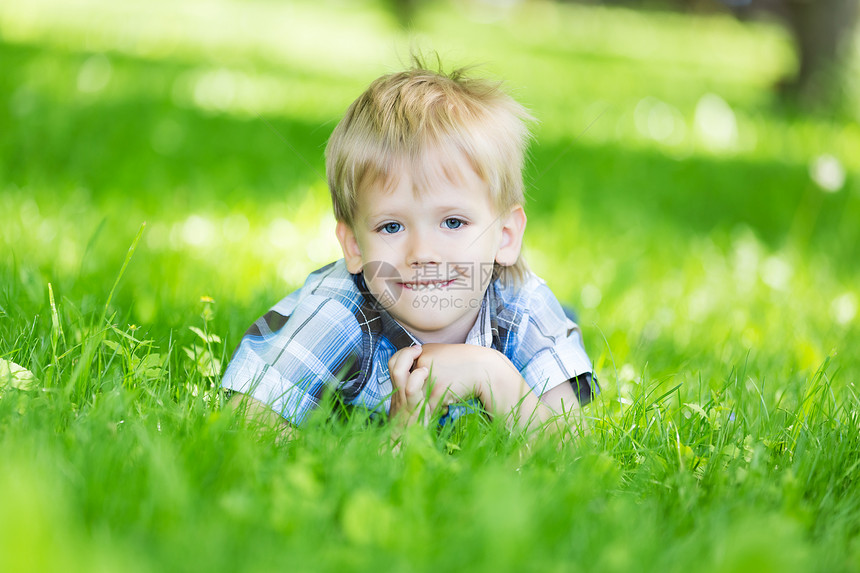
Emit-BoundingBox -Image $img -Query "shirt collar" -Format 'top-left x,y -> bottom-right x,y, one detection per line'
352,272 -> 418,351
464,282 -> 502,349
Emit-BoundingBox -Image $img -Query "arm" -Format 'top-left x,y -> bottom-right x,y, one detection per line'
478,351 -> 584,437
415,344 -> 584,437
226,391 -> 295,443
220,292 -> 364,429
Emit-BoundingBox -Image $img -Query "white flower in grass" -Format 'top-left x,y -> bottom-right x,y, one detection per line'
0,359 -> 36,391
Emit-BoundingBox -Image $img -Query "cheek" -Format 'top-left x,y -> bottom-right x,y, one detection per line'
363,243 -> 397,268
354,235 -> 381,258
472,232 -> 502,261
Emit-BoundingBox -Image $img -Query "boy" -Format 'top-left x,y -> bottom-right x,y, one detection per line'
222,61 -> 596,435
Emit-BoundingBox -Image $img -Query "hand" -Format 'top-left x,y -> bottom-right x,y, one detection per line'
414,344 -> 509,413
395,344 -> 585,440
387,345 -> 430,425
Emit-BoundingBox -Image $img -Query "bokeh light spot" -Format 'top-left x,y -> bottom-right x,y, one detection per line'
694,93 -> 738,151
193,68 -> 236,112
831,292 -> 857,325
267,218 -> 297,249
77,53 -> 112,93
634,97 -> 686,145
182,214 -> 216,248
761,255 -> 792,291
809,154 -> 846,192
223,214 -> 250,243
581,283 -> 603,309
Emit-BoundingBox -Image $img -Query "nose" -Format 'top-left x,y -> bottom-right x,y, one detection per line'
405,227 -> 439,267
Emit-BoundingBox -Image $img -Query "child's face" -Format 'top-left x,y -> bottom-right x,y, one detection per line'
336,152 -> 525,344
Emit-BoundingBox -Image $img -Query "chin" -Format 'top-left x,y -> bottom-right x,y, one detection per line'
400,317 -> 451,334
404,310 -> 475,334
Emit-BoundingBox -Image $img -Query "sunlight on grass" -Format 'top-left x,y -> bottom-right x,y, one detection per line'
3,0 -> 860,169
0,0 -> 395,77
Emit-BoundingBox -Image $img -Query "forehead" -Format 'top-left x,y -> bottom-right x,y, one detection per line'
357,148 -> 494,211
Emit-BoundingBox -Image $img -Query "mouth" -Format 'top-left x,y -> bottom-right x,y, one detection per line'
400,279 -> 456,292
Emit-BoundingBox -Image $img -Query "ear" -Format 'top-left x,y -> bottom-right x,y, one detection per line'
336,220 -> 364,274
495,205 -> 527,267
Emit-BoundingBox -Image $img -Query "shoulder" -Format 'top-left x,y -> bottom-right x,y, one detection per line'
267,260 -> 370,319
494,272 -> 593,394
292,259 -> 366,311
242,260 -> 366,343
225,261 -> 367,389
493,272 -> 563,331
492,271 -> 581,361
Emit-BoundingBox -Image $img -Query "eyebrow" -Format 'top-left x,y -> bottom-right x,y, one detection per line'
364,205 -> 475,222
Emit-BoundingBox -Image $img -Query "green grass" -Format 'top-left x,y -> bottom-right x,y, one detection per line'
2,0 -> 860,571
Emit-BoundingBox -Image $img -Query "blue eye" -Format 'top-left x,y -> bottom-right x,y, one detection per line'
444,218 -> 464,230
379,222 -> 402,234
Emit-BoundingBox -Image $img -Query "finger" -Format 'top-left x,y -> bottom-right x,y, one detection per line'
388,345 -> 422,388
406,367 -> 428,396
427,384 -> 449,410
406,367 -> 431,423
414,350 -> 436,371
433,382 -> 468,409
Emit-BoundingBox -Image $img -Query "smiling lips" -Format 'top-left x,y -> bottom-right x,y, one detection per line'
400,279 -> 457,291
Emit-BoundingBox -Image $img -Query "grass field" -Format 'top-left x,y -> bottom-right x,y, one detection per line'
1,0 -> 859,571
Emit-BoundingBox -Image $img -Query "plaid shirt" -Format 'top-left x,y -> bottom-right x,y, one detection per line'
221,259 -> 596,426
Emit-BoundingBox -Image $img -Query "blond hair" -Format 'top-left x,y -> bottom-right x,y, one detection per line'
325,58 -> 534,284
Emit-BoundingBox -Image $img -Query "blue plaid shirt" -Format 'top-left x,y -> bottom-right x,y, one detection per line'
221,259 -> 596,426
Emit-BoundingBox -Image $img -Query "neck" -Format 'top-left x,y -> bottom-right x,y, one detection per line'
401,311 -> 479,345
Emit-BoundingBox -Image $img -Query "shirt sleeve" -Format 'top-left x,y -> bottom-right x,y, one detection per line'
220,294 -> 363,426
510,281 -> 593,397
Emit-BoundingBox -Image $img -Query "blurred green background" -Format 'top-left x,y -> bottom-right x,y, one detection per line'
1,0 -> 860,570
2,0 -> 857,373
